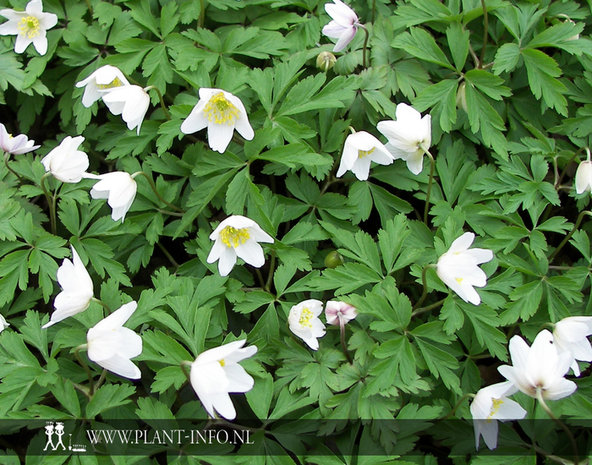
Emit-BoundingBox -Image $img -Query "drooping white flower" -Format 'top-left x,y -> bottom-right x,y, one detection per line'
0,314 -> 9,333
436,232 -> 493,305
553,316 -> 592,376
288,299 -> 326,350
86,301 -> 142,379
0,123 -> 40,155
41,135 -> 90,183
470,381 -> 527,450
190,339 -> 257,420
0,0 -> 57,55
336,131 -> 393,181
102,85 -> 150,135
325,301 -> 357,326
207,215 -> 274,277
498,330 -> 577,401
575,159 -> 592,195
377,103 -> 432,175
180,88 -> 254,153
43,246 -> 93,329
90,171 -> 137,222
75,65 -> 130,108
321,0 -> 360,52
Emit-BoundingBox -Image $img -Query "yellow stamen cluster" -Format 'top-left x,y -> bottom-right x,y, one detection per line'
358,147 -> 376,159
487,398 -> 504,422
204,92 -> 239,125
455,277 -> 464,284
220,226 -> 250,249
298,308 -> 314,328
97,77 -> 124,90
219,359 -> 226,367
18,16 -> 40,39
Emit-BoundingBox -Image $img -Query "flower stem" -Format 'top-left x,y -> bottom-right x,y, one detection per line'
132,171 -> 185,213
359,24 -> 369,68
91,297 -> 111,313
549,210 -> 592,263
412,264 -> 436,311
422,147 -> 435,226
198,0 -> 206,28
480,0 -> 488,67
40,173 -> 57,235
439,393 -> 474,420
145,86 -> 171,120
3,152 -> 24,183
536,388 -> 579,465
411,298 -> 446,318
74,345 -> 94,395
339,316 -> 353,364
265,251 -> 276,293
556,147 -> 588,189
180,360 -> 192,385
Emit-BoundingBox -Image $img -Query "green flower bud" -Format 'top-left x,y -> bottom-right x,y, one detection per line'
316,51 -> 337,72
324,250 -> 344,268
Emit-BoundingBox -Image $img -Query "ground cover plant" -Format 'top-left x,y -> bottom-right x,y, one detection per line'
1,0 -> 592,463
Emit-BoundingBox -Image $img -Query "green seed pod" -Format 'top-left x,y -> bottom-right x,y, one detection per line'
324,250 -> 344,268
316,51 -> 337,72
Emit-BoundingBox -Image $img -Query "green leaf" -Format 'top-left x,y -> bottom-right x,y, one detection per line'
86,384 -> 135,418
464,69 -> 512,101
492,43 -> 521,75
522,48 -> 567,115
392,28 -> 454,70
445,23 -> 470,71
413,79 -> 458,132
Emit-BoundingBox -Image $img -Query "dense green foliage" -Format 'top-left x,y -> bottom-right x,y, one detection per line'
1,0 -> 592,463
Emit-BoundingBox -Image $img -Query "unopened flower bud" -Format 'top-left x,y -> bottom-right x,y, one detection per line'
325,301 -> 357,325
575,158 -> 592,194
456,81 -> 467,113
324,250 -> 344,268
317,51 -> 337,72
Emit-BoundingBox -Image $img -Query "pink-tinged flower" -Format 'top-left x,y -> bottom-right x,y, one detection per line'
90,171 -> 137,222
207,215 -> 274,276
180,88 -> 254,153
553,316 -> 592,376
102,85 -> 150,135
0,0 -> 57,55
43,246 -> 93,329
325,301 -> 357,325
190,340 -> 257,420
288,299 -> 326,350
470,381 -> 526,450
75,65 -> 130,108
87,301 -> 142,379
336,131 -> 393,181
321,0 -> 360,52
0,123 -> 40,155
41,135 -> 90,183
436,232 -> 493,305
498,330 -> 577,400
377,103 -> 432,175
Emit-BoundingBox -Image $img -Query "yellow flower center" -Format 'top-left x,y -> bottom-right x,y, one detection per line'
455,277 -> 464,284
358,147 -> 375,159
298,307 -> 314,328
96,77 -> 124,90
18,16 -> 40,39
219,359 -> 225,367
204,92 -> 239,125
487,398 -> 504,421
220,226 -> 250,248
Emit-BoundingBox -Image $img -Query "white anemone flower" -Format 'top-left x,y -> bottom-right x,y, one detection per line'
377,103 -> 432,175
553,316 -> 592,376
75,65 -> 130,108
190,339 -> 257,420
180,88 -> 254,153
498,330 -> 577,401
43,246 -> 93,329
41,135 -> 90,183
0,0 -> 57,55
470,381 -> 526,450
575,158 -> 592,195
288,299 -> 326,350
0,314 -> 9,333
0,123 -> 40,155
336,131 -> 393,181
207,215 -> 274,277
90,171 -> 137,222
87,301 -> 142,379
102,85 -> 150,135
321,0 -> 360,52
436,232 -> 493,305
